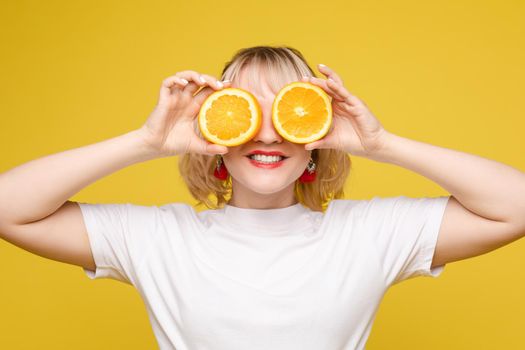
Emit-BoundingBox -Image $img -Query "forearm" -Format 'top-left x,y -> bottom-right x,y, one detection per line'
371,132 -> 525,225
0,129 -> 158,225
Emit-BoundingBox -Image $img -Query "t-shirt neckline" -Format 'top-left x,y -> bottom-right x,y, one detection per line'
222,202 -> 311,233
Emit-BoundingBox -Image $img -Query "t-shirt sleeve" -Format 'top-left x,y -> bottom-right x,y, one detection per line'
77,202 -> 159,285
364,195 -> 451,286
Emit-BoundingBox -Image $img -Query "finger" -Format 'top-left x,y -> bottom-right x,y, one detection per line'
308,77 -> 346,102
162,76 -> 189,89
195,139 -> 229,156
183,76 -> 206,96
207,143 -> 229,155
190,75 -> 224,98
175,72 -> 226,94
304,139 -> 327,151
161,76 -> 189,99
317,64 -> 344,85
326,79 -> 361,106
193,78 -> 233,108
159,76 -> 188,101
199,74 -> 225,91
174,71 -> 208,95
175,70 -> 207,83
193,85 -> 216,106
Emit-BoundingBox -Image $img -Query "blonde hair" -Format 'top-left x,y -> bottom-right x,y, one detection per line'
178,46 -> 351,212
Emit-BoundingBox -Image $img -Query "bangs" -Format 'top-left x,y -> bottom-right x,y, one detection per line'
242,63 -> 300,96
221,47 -> 316,96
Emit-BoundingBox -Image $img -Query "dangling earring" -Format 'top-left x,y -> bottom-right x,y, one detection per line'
299,157 -> 316,183
213,155 -> 229,180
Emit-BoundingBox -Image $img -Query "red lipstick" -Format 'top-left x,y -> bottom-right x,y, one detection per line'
246,150 -> 287,169
247,150 -> 287,157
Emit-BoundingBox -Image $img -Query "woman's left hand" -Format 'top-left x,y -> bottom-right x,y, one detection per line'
302,64 -> 390,158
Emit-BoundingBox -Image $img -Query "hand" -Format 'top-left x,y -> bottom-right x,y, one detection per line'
301,64 -> 390,159
139,70 -> 231,157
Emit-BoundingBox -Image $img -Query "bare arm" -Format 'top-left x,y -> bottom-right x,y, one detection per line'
303,64 -> 525,269
0,130 -> 158,270
0,129 -> 156,226
0,71 -> 229,271
372,132 -> 525,267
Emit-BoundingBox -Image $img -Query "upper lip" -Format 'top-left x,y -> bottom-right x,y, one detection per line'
246,150 -> 288,157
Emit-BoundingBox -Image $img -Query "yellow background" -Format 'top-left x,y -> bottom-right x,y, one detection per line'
1,0 -> 524,348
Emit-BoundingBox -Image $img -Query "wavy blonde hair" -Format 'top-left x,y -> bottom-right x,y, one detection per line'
178,45 -> 351,212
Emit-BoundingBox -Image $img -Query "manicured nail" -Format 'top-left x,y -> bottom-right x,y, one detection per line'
180,78 -> 189,85
199,76 -> 206,83
319,63 -> 326,68
222,79 -> 231,83
216,81 -> 224,88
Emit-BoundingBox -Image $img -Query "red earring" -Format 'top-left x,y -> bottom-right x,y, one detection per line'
213,155 -> 229,180
299,157 -> 317,183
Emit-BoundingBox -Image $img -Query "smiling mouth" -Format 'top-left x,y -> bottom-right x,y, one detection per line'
247,154 -> 288,164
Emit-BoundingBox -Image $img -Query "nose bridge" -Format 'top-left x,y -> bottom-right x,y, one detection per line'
253,97 -> 282,143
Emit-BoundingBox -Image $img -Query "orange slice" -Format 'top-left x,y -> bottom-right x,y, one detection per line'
272,81 -> 332,144
198,88 -> 262,147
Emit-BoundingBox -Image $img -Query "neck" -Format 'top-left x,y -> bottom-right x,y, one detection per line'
227,181 -> 297,209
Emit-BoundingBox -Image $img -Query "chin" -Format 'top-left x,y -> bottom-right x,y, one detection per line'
233,175 -> 296,195
225,156 -> 306,195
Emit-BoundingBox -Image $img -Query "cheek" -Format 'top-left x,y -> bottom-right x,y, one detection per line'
222,153 -> 244,172
295,154 -> 312,173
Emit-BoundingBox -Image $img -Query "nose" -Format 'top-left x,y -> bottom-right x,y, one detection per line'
252,100 -> 283,144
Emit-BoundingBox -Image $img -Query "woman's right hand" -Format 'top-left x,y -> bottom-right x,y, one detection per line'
139,70 -> 231,157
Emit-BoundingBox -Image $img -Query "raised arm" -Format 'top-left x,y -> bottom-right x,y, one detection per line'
0,130 -> 158,270
303,63 -> 525,269
0,130 -> 156,226
372,133 -> 525,268
0,71 -> 229,270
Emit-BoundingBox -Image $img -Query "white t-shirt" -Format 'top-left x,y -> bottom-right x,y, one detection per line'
79,195 -> 450,350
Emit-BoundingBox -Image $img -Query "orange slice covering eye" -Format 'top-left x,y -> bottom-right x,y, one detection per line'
272,82 -> 332,144
198,88 -> 262,147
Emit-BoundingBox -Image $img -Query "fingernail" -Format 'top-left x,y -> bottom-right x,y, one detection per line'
319,63 -> 326,68
181,78 -> 189,85
222,79 -> 231,83
199,76 -> 206,83
216,81 -> 224,88
328,78 -> 335,82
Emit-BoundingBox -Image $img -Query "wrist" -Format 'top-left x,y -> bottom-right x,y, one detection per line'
365,130 -> 398,163
130,128 -> 167,161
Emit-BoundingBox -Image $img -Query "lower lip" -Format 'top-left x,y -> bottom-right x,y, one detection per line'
248,157 -> 286,169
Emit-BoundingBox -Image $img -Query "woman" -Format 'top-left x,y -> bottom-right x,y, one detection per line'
0,46 -> 524,350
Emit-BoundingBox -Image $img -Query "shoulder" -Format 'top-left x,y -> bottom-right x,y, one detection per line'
327,195 -> 450,222
328,195 -> 444,211
79,202 -> 200,226
326,196 -> 384,217
153,202 -> 206,227
96,202 -> 197,217
157,202 -> 197,216
325,195 -> 445,221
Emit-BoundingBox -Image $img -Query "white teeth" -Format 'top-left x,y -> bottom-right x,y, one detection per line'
249,154 -> 283,163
